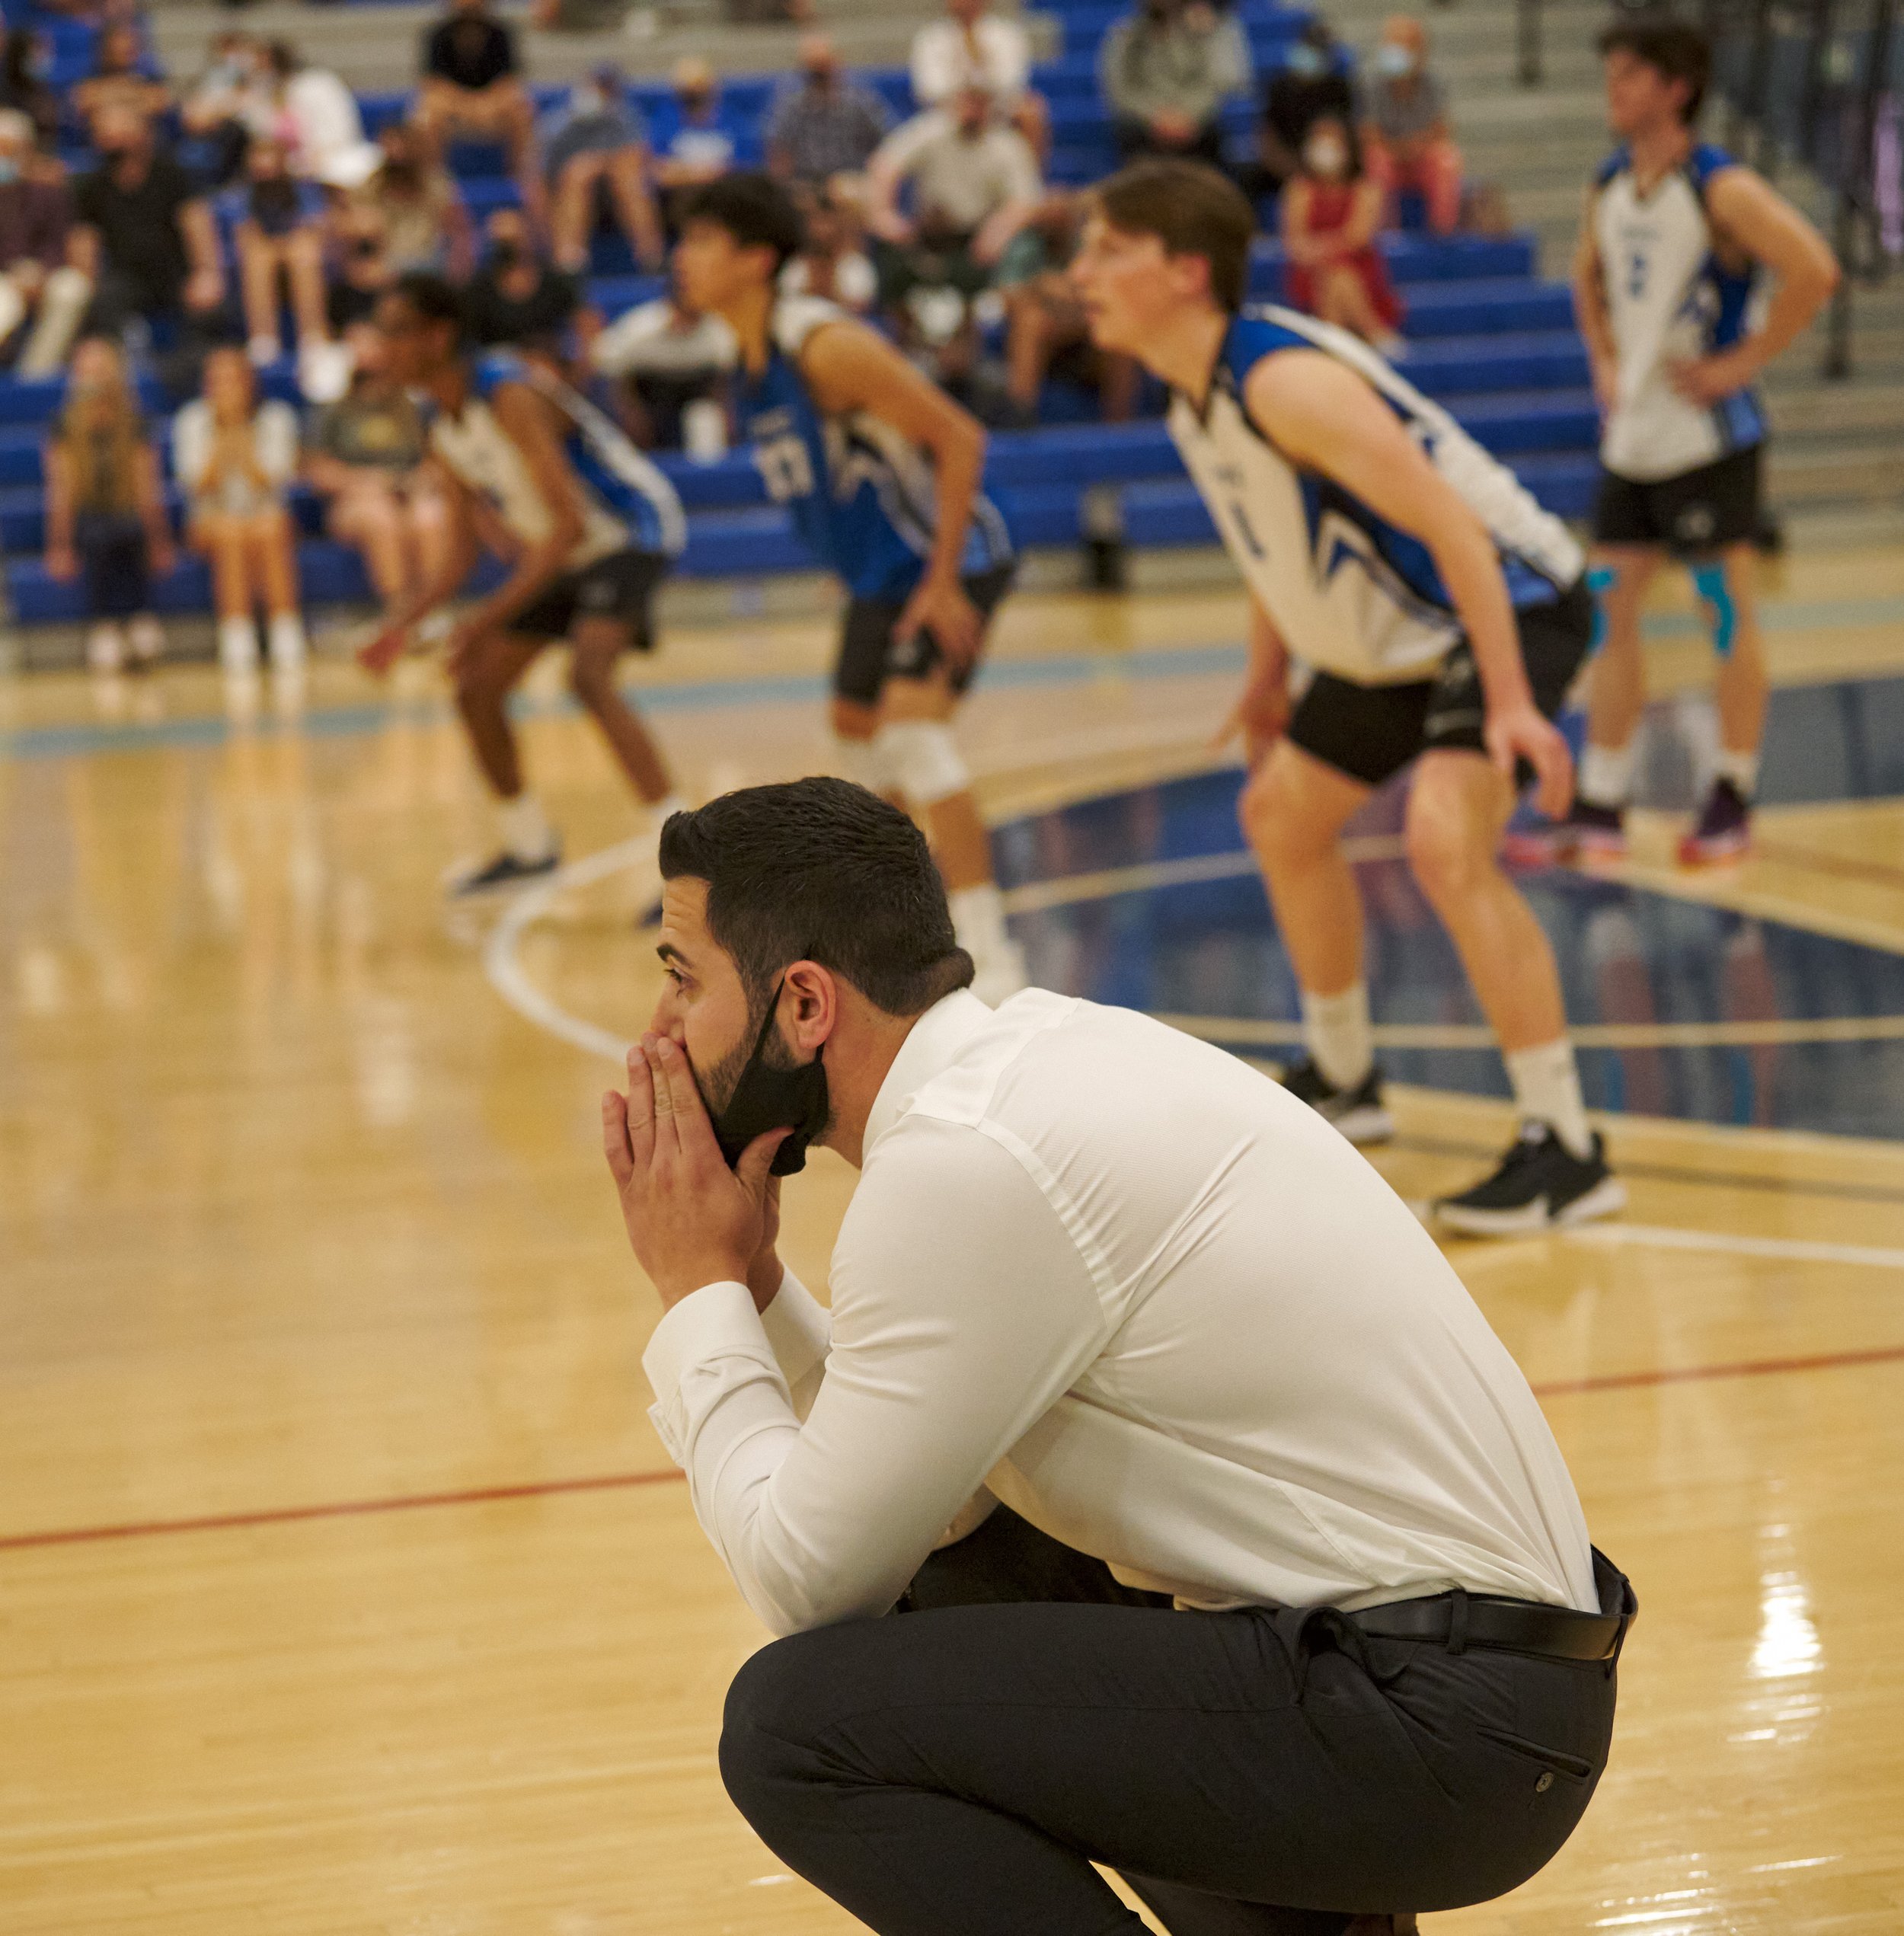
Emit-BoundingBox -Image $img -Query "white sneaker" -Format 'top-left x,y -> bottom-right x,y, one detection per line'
126,615 -> 165,667
86,622 -> 125,673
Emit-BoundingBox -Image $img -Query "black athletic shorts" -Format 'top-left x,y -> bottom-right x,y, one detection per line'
1592,445 -> 1762,554
1287,577 -> 1595,790
511,545 -> 670,646
835,561 -> 1017,707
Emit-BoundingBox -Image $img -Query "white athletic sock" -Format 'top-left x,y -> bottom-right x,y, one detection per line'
267,612 -> 307,672
1714,747 -> 1760,799
1578,741 -> 1635,810
950,882 -> 1008,960
1506,1038 -> 1593,1158
1302,982 -> 1373,1093
218,615 -> 260,674
498,791 -> 557,863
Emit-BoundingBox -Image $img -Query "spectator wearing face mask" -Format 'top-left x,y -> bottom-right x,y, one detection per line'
180,31 -> 266,190
324,205 -> 398,335
1361,14 -> 1463,236
590,284 -> 736,454
649,59 -> 748,224
1253,19 -> 1356,200
0,27 -> 61,155
910,0 -> 1049,160
43,335 -> 174,674
1099,0 -> 1250,169
220,135 -> 329,370
1281,113 -> 1404,354
73,104 -> 228,355
462,206 -> 589,354
72,24 -> 170,145
765,34 -> 890,188
541,64 -> 663,275
0,109 -> 91,376
353,122 -> 474,278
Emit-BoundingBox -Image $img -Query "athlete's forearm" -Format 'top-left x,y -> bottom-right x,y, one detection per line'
1570,248 -> 1616,370
1246,599 -> 1289,685
1433,514 -> 1532,714
466,531 -> 575,636
920,414 -> 985,589
391,520 -> 481,634
1733,260 -> 1837,378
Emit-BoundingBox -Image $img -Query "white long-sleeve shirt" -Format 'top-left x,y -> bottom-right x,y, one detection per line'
643,989 -> 1597,1638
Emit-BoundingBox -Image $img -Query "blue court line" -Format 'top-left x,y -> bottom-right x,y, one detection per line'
5,591 -> 1902,764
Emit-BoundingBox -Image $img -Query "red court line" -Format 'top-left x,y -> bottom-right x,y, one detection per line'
0,1467 -> 685,1555
1530,1340 -> 1904,1398
7,1340 -> 1904,1557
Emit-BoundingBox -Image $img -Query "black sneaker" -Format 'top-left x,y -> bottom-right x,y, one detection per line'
1434,1126 -> 1626,1236
1278,1058 -> 1395,1145
1677,777 -> 1752,866
445,848 -> 561,897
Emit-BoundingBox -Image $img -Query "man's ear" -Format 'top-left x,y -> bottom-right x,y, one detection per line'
781,960 -> 839,1056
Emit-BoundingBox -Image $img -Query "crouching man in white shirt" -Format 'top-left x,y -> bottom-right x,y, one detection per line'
606,775 -> 1636,1936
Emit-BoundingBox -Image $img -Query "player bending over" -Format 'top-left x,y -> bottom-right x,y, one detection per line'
1075,161 -> 1623,1235
363,272 -> 686,896
1562,18 -> 1837,864
671,173 -> 1026,1004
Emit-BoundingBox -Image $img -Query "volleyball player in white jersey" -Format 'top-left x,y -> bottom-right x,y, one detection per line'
1561,19 -> 1836,864
1074,161 -> 1621,1233
362,273 -> 688,895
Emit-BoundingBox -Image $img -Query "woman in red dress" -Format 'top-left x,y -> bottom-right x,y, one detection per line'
1280,116 -> 1406,356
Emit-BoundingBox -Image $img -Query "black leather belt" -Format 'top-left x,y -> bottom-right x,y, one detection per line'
1349,1551 -> 1638,1664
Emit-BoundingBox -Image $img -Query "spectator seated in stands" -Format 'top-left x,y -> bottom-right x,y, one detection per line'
304,322 -> 449,626
0,109 -> 91,378
779,178 -> 877,311
591,283 -> 736,454
649,59 -> 747,225
994,187 -> 1137,427
0,26 -> 61,155
324,203 -> 398,336
42,334 -> 174,673
867,82 -> 1040,276
74,104 -> 227,362
70,24 -> 170,145
353,121 -> 474,279
462,205 -> 590,354
541,63 -> 663,275
1281,114 -> 1404,353
1100,0 -> 1250,170
414,0 -> 544,230
179,30 -> 264,191
765,34 -> 890,189
911,0 -> 1049,159
173,345 -> 306,678
1362,14 -> 1462,236
258,40 -> 366,190
1251,17 -> 1356,203
221,136 -> 330,373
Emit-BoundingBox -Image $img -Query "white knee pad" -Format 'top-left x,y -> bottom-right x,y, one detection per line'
833,733 -> 886,794
874,720 -> 969,807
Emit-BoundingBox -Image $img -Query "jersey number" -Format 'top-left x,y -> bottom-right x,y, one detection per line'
1625,249 -> 1648,300
754,433 -> 816,503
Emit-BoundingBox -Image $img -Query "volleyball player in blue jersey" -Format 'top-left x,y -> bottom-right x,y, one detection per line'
364,273 -> 687,895
671,174 -> 1026,1003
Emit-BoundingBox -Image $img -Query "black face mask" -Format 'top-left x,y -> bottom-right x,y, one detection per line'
705,976 -> 829,1177
490,238 -> 521,270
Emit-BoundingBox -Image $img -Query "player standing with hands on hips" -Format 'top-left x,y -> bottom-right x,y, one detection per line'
669,174 -> 1027,1003
1072,160 -> 1621,1235
1555,19 -> 1838,865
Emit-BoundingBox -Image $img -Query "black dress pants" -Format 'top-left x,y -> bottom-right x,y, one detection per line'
718,1508 -> 1621,1936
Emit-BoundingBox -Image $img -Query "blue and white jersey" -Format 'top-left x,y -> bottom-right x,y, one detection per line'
1593,142 -> 1766,481
734,296 -> 1013,602
426,353 -> 686,567
1167,307 -> 1584,686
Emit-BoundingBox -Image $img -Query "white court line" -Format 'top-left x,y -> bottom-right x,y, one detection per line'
1564,1222 -> 1904,1273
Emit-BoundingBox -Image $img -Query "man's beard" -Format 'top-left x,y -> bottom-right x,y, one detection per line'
691,987 -> 832,1177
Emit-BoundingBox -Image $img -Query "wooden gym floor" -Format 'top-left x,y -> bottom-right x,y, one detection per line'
3,542 -> 1903,1933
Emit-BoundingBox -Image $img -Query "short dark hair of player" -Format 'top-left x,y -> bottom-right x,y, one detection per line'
659,777 -> 975,1018
1599,17 -> 1710,124
680,171 -> 805,273
391,269 -> 470,350
1094,160 -> 1257,312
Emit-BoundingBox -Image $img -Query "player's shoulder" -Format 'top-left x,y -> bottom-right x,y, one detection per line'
1685,142 -> 1742,193
772,293 -> 850,361
1221,305 -> 1327,383
470,349 -> 527,403
1593,144 -> 1631,189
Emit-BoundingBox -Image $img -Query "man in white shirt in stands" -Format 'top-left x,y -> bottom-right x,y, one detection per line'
910,0 -> 1049,155
607,776 -> 1635,1936
867,82 -> 1043,271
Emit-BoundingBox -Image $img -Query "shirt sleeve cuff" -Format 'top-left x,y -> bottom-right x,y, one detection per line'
641,1279 -> 768,1465
759,1267 -> 831,1389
